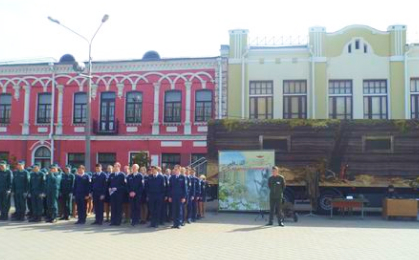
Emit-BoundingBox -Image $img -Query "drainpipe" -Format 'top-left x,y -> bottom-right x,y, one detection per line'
241,48 -> 249,119
49,62 -> 55,164
404,44 -> 414,119
309,46 -> 316,119
217,57 -> 223,119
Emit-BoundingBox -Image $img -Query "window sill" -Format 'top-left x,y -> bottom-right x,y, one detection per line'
71,123 -> 86,126
125,123 -> 142,126
0,123 -> 10,127
35,123 -> 51,127
163,122 -> 182,126
193,122 -> 208,126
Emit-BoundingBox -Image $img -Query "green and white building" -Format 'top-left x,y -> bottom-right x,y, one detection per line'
223,25 -> 419,120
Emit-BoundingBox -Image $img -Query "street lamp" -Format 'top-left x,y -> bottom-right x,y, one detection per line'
48,14 -> 109,171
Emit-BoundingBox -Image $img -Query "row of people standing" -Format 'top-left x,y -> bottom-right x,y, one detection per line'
0,160 -> 208,229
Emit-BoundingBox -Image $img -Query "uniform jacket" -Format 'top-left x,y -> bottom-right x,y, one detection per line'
60,173 -> 75,195
268,175 -> 286,200
12,170 -> 29,193
127,173 -> 144,198
145,174 -> 166,197
108,172 -> 126,194
168,174 -> 187,199
29,171 -> 46,194
73,174 -> 91,198
0,169 -> 13,192
91,171 -> 107,196
45,172 -> 62,194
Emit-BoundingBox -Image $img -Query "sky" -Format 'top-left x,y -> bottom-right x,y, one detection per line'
0,0 -> 418,63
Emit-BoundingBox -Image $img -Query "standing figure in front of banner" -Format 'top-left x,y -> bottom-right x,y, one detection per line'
267,166 -> 286,227
168,165 -> 187,229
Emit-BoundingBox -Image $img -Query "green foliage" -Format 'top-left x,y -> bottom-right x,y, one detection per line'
131,152 -> 150,167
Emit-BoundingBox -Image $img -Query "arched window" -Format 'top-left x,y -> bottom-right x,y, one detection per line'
34,146 -> 51,169
195,90 -> 213,122
125,91 -> 143,123
164,91 -> 182,123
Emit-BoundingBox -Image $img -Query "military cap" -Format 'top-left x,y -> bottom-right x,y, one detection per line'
65,164 -> 72,169
17,160 -> 26,165
32,163 -> 41,168
50,164 -> 59,169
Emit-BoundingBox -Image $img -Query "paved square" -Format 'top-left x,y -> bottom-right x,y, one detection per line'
0,208 -> 418,260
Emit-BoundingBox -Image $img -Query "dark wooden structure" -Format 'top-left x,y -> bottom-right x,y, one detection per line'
207,119 -> 419,185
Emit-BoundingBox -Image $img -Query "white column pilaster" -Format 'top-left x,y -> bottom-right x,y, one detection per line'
152,82 -> 161,135
56,84 -> 64,135
184,81 -> 192,135
22,84 -> 31,135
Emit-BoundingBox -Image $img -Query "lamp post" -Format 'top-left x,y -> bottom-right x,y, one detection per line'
48,14 -> 109,171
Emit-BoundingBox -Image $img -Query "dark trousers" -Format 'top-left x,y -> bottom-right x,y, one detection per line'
61,193 -> 72,218
269,198 -> 284,223
172,197 -> 183,227
110,192 -> 123,225
76,197 -> 87,223
31,193 -> 43,217
160,199 -> 167,223
93,193 -> 104,224
27,196 -> 32,217
148,195 -> 163,227
130,195 -> 141,224
46,191 -> 59,220
167,201 -> 172,220
187,198 -> 197,221
13,192 -> 26,217
0,191 -> 11,219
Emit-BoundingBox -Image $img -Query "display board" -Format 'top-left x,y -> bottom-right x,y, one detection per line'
218,150 -> 275,211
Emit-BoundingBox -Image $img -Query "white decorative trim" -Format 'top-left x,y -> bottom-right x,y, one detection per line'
12,85 -> 20,100
184,81 -> 192,135
117,83 -> 124,98
387,25 -> 407,31
390,56 -> 405,62
22,84 -> 30,135
152,82 -> 160,135
126,126 -> 138,132
312,57 -> 327,62
37,127 -> 48,133
193,141 -> 207,147
329,25 -> 389,35
0,127 -> 7,132
161,141 -> 182,147
91,84 -> 98,100
197,126 -> 208,132
166,126 -> 178,132
0,134 -> 206,141
74,127 -> 85,133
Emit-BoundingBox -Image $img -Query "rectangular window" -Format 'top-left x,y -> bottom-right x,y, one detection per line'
355,40 -> 360,50
0,94 -> 12,124
329,80 -> 353,119
363,136 -> 393,153
164,91 -> 182,123
37,93 -> 52,124
161,153 -> 181,170
98,153 -> 116,169
261,136 -> 290,152
0,152 -> 9,161
191,153 -> 207,174
411,79 -> 419,119
126,92 -> 143,123
363,80 -> 388,119
73,92 -> 87,124
283,80 -> 307,119
249,81 -> 273,119
195,90 -> 213,122
67,153 -> 85,168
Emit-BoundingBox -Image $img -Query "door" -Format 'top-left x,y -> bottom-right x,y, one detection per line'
100,92 -> 116,131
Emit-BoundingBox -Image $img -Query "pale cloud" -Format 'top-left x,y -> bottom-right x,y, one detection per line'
0,0 -> 418,63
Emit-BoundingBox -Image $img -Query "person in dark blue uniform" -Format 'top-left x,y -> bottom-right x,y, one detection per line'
188,169 -> 200,222
127,164 -> 144,226
0,160 -> 13,221
145,166 -> 166,228
159,166 -> 169,225
11,160 -> 29,221
91,164 -> 107,225
139,166 -> 148,224
168,165 -> 187,229
122,165 -> 131,224
73,165 -> 91,224
109,162 -> 126,226
45,164 -> 62,223
104,165 -> 113,222
60,165 -> 75,220
164,168 -> 173,222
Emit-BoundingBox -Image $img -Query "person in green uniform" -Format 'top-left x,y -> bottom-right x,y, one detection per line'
28,163 -> 46,222
266,166 -> 286,227
60,165 -> 75,220
0,160 -> 13,220
11,160 -> 30,221
45,164 -> 62,223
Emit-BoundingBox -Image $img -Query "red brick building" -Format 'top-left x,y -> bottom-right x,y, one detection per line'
0,53 -> 227,171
